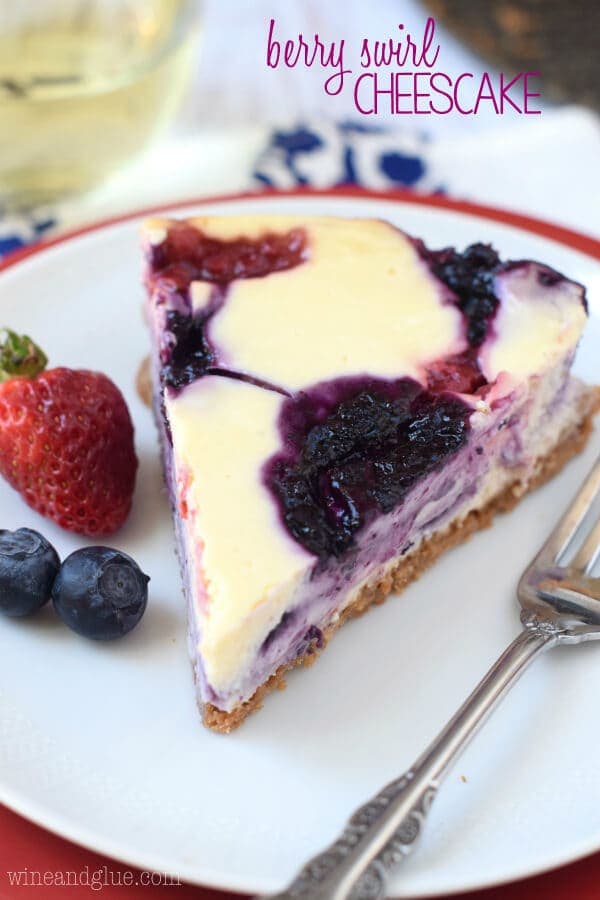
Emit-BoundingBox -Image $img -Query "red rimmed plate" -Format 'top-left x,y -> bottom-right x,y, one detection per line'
0,189 -> 598,898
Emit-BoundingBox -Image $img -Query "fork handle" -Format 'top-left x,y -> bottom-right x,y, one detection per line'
260,621 -> 559,900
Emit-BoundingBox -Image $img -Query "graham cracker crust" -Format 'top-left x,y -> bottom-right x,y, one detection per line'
203,389 -> 600,734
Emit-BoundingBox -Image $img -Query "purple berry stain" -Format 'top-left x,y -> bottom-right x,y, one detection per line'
415,241 -> 502,346
148,223 -> 308,391
265,377 -> 471,560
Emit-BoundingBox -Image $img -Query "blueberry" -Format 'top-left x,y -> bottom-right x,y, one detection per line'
162,310 -> 213,391
0,528 -> 60,617
415,240 -> 501,346
52,547 -> 149,640
267,377 -> 470,559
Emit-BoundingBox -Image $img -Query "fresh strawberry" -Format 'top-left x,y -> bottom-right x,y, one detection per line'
0,330 -> 137,536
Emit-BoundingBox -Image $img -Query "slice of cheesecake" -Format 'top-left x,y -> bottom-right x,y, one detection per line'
142,214 -> 597,732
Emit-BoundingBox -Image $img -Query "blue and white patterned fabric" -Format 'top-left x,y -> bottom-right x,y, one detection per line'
0,111 -> 598,264
0,122 -> 433,264
252,122 -> 440,193
0,208 -> 57,260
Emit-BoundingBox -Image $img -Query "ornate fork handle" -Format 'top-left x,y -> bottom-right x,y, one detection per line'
260,619 -> 561,900
265,769 -> 437,900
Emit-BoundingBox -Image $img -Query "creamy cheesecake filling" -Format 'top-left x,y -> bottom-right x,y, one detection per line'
170,359 -> 587,711
142,214 -> 590,716
199,218 -> 464,391
483,264 -> 586,381
166,377 -> 310,691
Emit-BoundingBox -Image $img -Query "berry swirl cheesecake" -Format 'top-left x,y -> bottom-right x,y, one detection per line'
142,215 -> 597,732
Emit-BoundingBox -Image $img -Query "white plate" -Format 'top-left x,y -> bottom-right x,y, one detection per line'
0,191 -> 599,898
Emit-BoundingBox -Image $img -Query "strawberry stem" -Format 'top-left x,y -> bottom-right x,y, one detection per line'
0,329 -> 48,381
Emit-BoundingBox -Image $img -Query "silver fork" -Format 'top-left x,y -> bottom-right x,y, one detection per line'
259,455 -> 600,900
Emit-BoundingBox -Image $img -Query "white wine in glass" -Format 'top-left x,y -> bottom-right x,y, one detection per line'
0,0 -> 198,206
